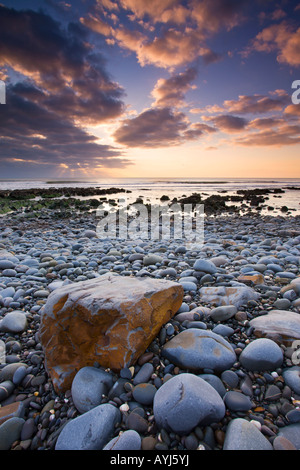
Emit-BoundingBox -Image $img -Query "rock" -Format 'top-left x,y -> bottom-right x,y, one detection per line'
223,418 -> 273,450
143,254 -> 163,266
193,259 -> 217,274
153,373 -> 225,435
0,401 -> 25,425
0,363 -> 28,382
199,286 -> 259,308
277,424 -> 300,449
0,310 -> 27,333
238,274 -> 265,285
272,435 -> 297,450
55,403 -> 121,450
0,417 -> 25,450
162,328 -> 236,372
282,367 -> 300,395
132,363 -> 154,385
198,374 -> 226,398
223,391 -> 253,411
103,430 -> 141,450
132,383 -> 157,405
210,305 -> 237,322
84,230 -> 97,238
71,366 -> 114,414
39,273 -> 183,392
250,310 -> 300,345
239,338 -> 283,371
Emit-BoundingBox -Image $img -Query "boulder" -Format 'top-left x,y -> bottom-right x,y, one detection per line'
39,273 -> 183,393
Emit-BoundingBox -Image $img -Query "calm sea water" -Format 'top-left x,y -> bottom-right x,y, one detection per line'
0,177 -> 299,216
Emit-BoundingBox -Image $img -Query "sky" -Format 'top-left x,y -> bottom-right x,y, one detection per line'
0,0 -> 300,180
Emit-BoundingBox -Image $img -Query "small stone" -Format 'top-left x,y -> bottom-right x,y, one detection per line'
0,310 -> 27,333
71,366 -> 114,414
223,391 -> 253,411
133,363 -> 154,385
273,436 -> 297,450
153,373 -> 225,435
141,436 -> 157,450
210,305 -> 237,322
55,404 -> 121,450
239,338 -> 283,371
132,383 -> 157,405
103,430 -> 141,450
0,417 -> 25,450
0,401 -> 25,425
265,384 -> 282,401
127,412 -> 148,433
223,418 -> 273,450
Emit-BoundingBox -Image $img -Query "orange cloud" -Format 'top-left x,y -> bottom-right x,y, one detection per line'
151,67 -> 197,107
246,21 -> 300,67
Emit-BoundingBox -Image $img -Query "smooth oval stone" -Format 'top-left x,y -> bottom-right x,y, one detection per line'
223,418 -> 273,450
198,374 -> 227,398
133,363 -> 154,385
282,367 -> 300,395
0,381 -> 14,401
210,305 -> 237,322
239,338 -> 283,371
221,370 -> 239,389
162,328 -> 236,372
277,424 -> 300,449
71,366 -> 114,414
55,404 -> 121,450
103,430 -> 141,450
224,391 -> 253,411
0,311 -> 27,333
153,373 -> 225,435
0,363 -> 28,382
193,259 -> 217,274
132,383 -> 157,405
0,417 -> 25,450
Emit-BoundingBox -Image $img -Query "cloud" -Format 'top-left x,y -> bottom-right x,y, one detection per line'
203,90 -> 290,115
245,21 -> 300,67
113,107 -> 191,147
236,123 -> 300,147
206,114 -> 248,132
0,6 -> 131,176
0,82 -> 131,175
151,67 -> 197,107
0,5 -> 125,125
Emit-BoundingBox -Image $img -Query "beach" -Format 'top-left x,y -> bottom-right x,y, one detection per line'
0,181 -> 299,452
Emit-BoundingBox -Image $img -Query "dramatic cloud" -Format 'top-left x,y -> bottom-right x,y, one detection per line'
0,83 -> 130,177
80,0 -> 246,69
245,21 -> 300,67
236,123 -> 300,147
0,5 -> 130,176
0,5 -> 125,125
151,67 -> 197,107
113,107 -> 190,147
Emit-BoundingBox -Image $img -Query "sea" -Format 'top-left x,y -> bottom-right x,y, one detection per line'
0,177 -> 299,216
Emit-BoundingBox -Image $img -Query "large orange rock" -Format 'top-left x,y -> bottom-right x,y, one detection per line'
39,273 -> 183,393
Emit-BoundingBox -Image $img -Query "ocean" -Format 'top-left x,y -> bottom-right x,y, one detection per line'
0,177 -> 299,216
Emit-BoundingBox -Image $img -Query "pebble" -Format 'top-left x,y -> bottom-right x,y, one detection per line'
162,328 -> 236,372
239,338 -> 283,371
71,366 -> 114,414
0,417 -> 25,450
153,373 -> 225,435
0,310 -> 27,333
55,404 -> 121,450
103,430 -> 141,450
223,391 -> 253,411
132,363 -> 154,385
132,383 -> 157,405
223,418 -> 273,450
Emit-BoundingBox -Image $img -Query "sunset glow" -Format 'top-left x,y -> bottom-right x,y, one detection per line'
0,0 -> 299,179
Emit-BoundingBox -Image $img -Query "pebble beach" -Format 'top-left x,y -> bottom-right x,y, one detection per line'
0,184 -> 300,453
